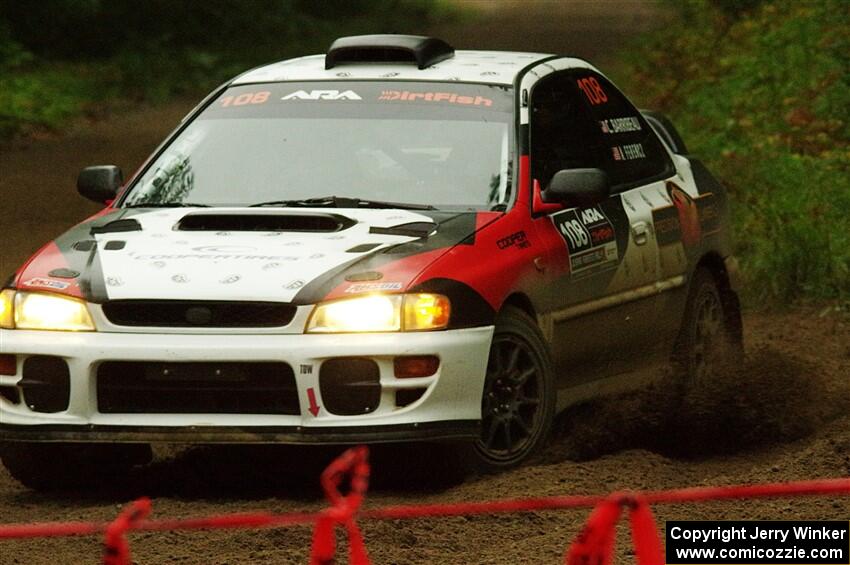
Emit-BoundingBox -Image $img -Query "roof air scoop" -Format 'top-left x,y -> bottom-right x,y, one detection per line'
325,35 -> 455,70
176,212 -> 356,233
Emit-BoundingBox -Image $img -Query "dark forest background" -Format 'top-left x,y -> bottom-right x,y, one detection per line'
0,0 -> 447,137
1,0 -> 847,304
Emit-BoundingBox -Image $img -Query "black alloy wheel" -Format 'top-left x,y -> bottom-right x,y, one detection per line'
473,307 -> 554,469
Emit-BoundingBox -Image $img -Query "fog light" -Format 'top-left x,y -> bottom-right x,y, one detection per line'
394,355 -> 439,378
0,354 -> 16,375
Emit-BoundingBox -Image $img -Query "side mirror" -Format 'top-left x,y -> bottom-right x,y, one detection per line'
541,168 -> 610,207
77,166 -> 123,203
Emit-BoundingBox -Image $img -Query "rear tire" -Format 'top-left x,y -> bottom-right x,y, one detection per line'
0,442 -> 152,491
466,306 -> 555,471
674,267 -> 743,391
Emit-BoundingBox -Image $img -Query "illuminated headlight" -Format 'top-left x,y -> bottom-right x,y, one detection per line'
0,290 -> 95,331
306,293 -> 450,333
0,289 -> 13,329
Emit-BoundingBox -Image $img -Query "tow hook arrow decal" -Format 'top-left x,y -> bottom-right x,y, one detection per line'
307,387 -> 320,417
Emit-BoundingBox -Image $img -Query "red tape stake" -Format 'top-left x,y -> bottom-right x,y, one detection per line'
629,497 -> 663,565
103,497 -> 152,565
565,494 -> 685,565
310,446 -> 371,565
565,497 -> 621,565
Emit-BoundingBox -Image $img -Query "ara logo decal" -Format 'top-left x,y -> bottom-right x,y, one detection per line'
281,90 -> 362,101
579,207 -> 605,225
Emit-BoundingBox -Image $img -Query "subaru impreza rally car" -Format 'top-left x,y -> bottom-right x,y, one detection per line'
0,35 -> 742,488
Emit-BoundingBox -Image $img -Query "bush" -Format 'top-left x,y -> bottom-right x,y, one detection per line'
615,0 -> 850,303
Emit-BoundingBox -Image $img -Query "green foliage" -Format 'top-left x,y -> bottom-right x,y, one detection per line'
0,65 -> 94,139
0,0 -> 448,134
616,0 -> 850,303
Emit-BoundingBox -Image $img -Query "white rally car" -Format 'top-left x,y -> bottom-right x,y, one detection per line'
0,35 -> 742,489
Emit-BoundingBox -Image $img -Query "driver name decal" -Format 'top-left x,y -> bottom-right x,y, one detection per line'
600,116 -> 642,134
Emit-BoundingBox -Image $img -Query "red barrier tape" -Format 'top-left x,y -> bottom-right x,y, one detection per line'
0,446 -> 846,565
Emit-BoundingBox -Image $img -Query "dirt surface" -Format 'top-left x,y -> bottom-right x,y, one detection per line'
1,2 -> 848,564
0,309 -> 846,564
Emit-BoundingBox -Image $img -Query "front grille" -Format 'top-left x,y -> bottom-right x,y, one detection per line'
97,361 -> 299,414
101,300 -> 297,328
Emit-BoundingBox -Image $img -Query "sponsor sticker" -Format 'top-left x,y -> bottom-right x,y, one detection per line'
345,282 -> 403,293
22,277 -> 70,290
652,182 -> 719,248
130,251 -> 299,261
496,231 -> 530,250
378,90 -> 493,106
192,245 -> 257,253
551,205 -> 619,277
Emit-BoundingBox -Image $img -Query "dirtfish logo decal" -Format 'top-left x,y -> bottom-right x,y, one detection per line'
281,90 -> 362,101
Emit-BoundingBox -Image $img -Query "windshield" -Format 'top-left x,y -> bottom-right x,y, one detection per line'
122,81 -> 515,211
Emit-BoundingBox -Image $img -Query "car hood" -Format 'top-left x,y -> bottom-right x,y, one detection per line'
14,207 -> 496,304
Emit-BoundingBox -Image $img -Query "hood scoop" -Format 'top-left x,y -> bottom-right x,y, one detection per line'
369,221 -> 436,238
176,212 -> 356,233
91,218 -> 142,235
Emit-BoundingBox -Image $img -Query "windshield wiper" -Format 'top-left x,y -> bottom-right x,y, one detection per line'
124,202 -> 212,208
249,195 -> 435,210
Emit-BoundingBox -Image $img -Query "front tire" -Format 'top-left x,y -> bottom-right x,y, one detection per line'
0,442 -> 152,491
470,306 -> 555,471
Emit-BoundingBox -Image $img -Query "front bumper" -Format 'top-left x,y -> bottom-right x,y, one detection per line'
0,327 -> 493,443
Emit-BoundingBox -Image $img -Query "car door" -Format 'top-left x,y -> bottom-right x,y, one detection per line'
529,70 -> 676,385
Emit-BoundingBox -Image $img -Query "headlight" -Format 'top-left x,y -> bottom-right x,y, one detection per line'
306,293 -> 450,333
0,289 -> 13,329
1,290 -> 95,331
